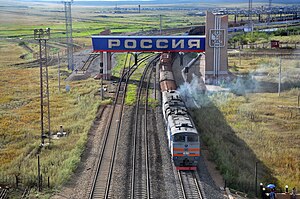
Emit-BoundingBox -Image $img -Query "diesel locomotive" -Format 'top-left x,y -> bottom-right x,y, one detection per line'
159,52 -> 200,170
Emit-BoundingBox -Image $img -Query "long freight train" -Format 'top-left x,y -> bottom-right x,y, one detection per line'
159,52 -> 200,170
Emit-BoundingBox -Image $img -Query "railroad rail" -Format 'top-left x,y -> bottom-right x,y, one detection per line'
88,53 -> 156,199
131,54 -> 159,199
88,54 -> 130,199
178,170 -> 204,199
0,188 -> 8,199
21,188 -> 31,199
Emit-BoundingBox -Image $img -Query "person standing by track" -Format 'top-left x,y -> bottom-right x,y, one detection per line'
292,187 -> 297,199
269,189 -> 276,199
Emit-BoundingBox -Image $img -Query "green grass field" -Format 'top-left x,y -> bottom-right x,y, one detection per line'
0,8 -> 205,40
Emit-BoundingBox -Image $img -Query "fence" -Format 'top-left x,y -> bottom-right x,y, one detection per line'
0,174 -> 52,190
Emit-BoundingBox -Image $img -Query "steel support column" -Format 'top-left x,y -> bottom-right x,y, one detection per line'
34,28 -> 51,146
64,1 -> 74,70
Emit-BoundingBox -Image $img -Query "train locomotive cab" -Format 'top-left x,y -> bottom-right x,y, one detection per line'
169,115 -> 200,171
172,131 -> 200,171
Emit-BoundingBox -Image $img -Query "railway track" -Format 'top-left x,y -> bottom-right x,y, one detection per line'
88,53 -> 156,199
0,188 -> 8,199
88,54 -> 130,199
130,54 -> 160,199
125,53 -> 207,199
178,170 -> 204,199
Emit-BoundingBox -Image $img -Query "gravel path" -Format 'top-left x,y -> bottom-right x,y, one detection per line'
198,156 -> 226,199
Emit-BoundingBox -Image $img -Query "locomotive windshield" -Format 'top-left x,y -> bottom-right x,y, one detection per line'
173,134 -> 198,142
187,135 -> 198,142
174,134 -> 185,142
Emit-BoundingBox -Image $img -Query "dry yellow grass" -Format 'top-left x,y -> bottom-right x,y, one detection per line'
230,92 -> 300,188
222,54 -> 300,190
0,41 -> 27,65
73,38 -> 92,47
0,41 -> 105,189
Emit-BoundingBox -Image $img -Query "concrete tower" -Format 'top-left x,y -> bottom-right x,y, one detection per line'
205,11 -> 228,83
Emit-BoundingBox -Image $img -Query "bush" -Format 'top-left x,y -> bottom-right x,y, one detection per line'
18,41 -> 26,46
229,31 -> 271,45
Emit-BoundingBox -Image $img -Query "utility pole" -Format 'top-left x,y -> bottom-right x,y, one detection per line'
255,161 -> 258,197
34,28 -> 51,147
248,0 -> 253,33
159,15 -> 162,35
153,62 -> 156,100
58,52 -> 61,92
63,0 -> 74,71
239,46 -> 242,66
38,155 -> 41,191
268,0 -> 272,24
278,57 -> 282,96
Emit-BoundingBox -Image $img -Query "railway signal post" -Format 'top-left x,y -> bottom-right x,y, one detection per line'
100,52 -> 104,100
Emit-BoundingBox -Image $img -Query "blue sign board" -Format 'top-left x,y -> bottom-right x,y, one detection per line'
92,36 -> 205,52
